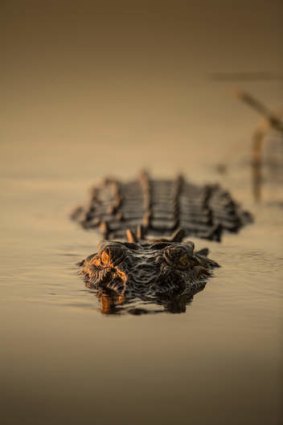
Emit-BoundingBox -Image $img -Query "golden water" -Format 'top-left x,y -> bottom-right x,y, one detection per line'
1,1 -> 283,423
1,130 -> 282,424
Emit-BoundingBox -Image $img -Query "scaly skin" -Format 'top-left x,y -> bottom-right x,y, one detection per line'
79,229 -> 219,314
72,172 -> 253,242
73,173 -> 252,314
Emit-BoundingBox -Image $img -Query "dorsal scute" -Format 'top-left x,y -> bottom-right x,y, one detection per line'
72,172 -> 252,242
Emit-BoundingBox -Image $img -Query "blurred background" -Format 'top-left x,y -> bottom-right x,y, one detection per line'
1,3 -> 283,425
1,0 -> 283,181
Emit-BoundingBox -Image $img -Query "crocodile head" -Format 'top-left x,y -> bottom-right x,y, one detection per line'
79,229 -> 220,314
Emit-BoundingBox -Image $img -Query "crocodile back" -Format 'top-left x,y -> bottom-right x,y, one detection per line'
72,172 -> 252,242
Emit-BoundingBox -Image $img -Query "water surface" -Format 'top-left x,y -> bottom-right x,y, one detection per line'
0,143 -> 282,425
1,1 -> 283,423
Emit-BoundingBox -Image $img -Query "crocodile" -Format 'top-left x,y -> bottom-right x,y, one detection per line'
73,172 -> 252,314
78,228 -> 219,314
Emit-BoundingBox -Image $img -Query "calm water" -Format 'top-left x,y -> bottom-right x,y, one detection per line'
0,137 -> 282,425
1,1 -> 283,421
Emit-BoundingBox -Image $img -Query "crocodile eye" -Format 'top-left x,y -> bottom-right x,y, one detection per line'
178,254 -> 190,267
101,250 -> 111,265
164,246 -> 192,270
100,244 -> 127,267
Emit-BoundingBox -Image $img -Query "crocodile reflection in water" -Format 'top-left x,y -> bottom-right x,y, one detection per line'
79,228 -> 219,314
94,283 -> 207,315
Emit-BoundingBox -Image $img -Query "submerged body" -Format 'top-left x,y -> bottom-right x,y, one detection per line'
72,172 -> 252,242
74,172 -> 251,314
